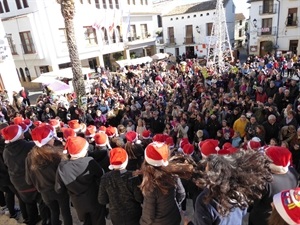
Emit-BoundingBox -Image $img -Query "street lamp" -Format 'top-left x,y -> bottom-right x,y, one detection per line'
252,19 -> 257,28
195,26 -> 201,34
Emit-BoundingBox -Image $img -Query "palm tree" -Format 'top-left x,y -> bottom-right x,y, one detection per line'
57,0 -> 86,107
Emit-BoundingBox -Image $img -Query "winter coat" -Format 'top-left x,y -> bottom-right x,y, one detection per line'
189,188 -> 247,225
140,179 -> 185,225
0,137 -> 11,186
3,139 -> 36,192
249,168 -> 299,225
55,156 -> 106,224
98,170 -> 143,225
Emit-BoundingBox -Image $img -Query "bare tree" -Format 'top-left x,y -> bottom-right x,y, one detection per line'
57,0 -> 86,107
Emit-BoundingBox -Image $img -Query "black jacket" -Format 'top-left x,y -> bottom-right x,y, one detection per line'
98,170 -> 143,225
55,157 -> 103,206
0,137 -> 11,186
3,139 -> 36,192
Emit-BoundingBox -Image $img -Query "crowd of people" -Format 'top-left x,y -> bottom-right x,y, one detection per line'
0,52 -> 299,225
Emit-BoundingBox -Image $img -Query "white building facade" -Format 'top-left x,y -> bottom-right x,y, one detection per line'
0,18 -> 22,101
248,0 -> 299,57
234,13 -> 247,49
0,0 -> 158,86
158,0 -> 235,58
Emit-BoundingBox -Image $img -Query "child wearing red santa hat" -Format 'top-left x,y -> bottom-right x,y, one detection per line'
26,125 -> 73,225
55,136 -> 106,225
98,147 -> 143,225
269,187 -> 300,225
139,142 -> 185,225
2,124 -> 50,225
249,146 -> 299,225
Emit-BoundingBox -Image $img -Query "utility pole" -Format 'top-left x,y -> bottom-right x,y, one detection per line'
206,0 -> 233,69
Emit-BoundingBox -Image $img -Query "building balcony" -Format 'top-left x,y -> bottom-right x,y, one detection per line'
259,4 -> 277,15
128,36 -> 138,42
184,37 -> 195,45
286,17 -> 298,27
166,38 -> 176,46
257,26 -> 277,36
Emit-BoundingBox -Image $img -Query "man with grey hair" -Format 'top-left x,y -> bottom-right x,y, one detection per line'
263,114 -> 280,144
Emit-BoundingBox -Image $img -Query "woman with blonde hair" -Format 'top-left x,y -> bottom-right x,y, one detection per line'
25,125 -> 72,225
136,119 -> 146,137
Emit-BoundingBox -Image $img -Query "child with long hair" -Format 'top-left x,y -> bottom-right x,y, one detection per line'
25,125 -> 72,225
185,150 -> 273,225
139,142 -> 185,225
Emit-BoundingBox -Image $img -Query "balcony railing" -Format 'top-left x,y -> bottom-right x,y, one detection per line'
259,4 -> 277,15
184,37 -> 195,45
128,36 -> 138,41
286,17 -> 298,26
257,26 -> 277,36
166,38 -> 176,45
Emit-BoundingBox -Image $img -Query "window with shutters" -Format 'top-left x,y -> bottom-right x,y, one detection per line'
287,8 -> 298,26
19,31 -> 36,54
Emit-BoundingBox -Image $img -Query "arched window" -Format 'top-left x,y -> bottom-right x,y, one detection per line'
0,2 -> 4,14
101,27 -> 109,44
3,0 -> 10,12
112,31 -> 116,43
25,67 -> 31,82
19,68 -> 26,82
116,25 -> 122,42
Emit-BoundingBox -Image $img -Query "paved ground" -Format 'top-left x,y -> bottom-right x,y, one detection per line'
0,199 -> 194,225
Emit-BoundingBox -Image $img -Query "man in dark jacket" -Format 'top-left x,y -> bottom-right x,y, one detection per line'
0,123 -> 26,221
2,124 -> 50,225
263,114 -> 280,144
98,148 -> 143,225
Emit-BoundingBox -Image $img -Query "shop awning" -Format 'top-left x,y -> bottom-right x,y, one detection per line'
116,56 -> 153,67
38,67 -> 94,79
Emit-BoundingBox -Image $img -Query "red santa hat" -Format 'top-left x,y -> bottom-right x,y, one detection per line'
183,143 -> 194,155
94,133 -> 109,147
273,188 -> 300,225
99,126 -> 107,133
145,142 -> 169,167
142,130 -> 151,139
13,117 -> 23,125
265,146 -> 291,173
85,125 -> 96,138
31,126 -> 55,147
108,147 -> 128,170
48,119 -> 60,129
64,136 -> 89,158
62,128 -> 76,140
33,121 -> 42,127
200,139 -> 220,158
165,136 -> 174,148
1,125 -> 23,143
153,134 -> 165,143
68,120 -> 85,132
23,119 -> 33,127
106,126 -> 117,138
19,122 -> 29,133
222,142 -> 232,151
126,131 -> 140,144
247,137 -> 261,151
179,138 -> 189,149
